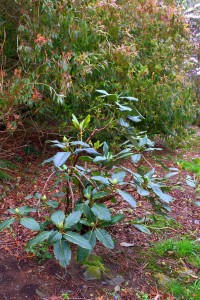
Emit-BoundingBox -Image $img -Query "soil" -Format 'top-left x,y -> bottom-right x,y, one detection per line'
0,128 -> 199,300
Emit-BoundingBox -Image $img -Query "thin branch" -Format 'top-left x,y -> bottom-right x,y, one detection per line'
67,180 -> 75,212
36,171 -> 56,208
86,122 -> 111,144
141,153 -> 154,169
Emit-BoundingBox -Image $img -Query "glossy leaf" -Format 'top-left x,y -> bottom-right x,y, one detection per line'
54,240 -> 71,268
53,152 -> 71,167
131,154 -> 141,164
49,230 -> 62,243
117,190 -> 137,207
150,185 -> 173,203
0,218 -> 15,232
74,148 -> 99,155
26,231 -> 51,247
9,205 -> 36,215
92,191 -> 109,200
137,186 -> 150,196
133,224 -> 151,235
70,141 -> 90,147
63,231 -> 92,249
46,200 -> 59,208
91,203 -> 111,221
64,211 -> 82,228
77,231 -> 96,262
127,115 -> 141,123
20,218 -> 40,231
51,210 -> 65,227
120,96 -> 138,101
111,171 -> 126,183
101,214 -> 125,227
94,228 -> 114,249
91,176 -> 110,185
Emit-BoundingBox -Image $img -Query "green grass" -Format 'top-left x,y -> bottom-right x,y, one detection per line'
145,239 -> 200,299
166,280 -> 200,300
153,238 -> 200,257
177,158 -> 200,176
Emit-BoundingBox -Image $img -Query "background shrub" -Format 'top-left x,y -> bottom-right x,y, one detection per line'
1,0 -> 197,135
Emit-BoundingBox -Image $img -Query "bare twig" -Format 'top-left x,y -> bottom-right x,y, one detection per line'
67,180 -> 75,212
85,122 -> 111,144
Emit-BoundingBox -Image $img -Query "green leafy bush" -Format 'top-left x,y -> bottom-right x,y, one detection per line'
5,0 -> 196,135
0,94 -> 179,268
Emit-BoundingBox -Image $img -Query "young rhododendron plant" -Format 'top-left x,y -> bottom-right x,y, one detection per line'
0,91 -> 187,268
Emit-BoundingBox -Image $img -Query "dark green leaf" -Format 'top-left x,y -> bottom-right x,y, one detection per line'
51,210 -> 65,227
26,231 -> 51,248
64,211 -> 82,228
75,203 -> 95,222
63,231 -> 92,249
20,218 -> 40,231
46,200 -> 59,208
103,142 -> 109,157
77,230 -> 96,262
150,185 -> 173,203
9,205 -> 36,215
49,230 -> 62,243
54,240 -> 71,268
164,172 -> 179,179
70,141 -> 90,147
53,152 -> 71,167
79,219 -> 91,226
131,154 -> 141,164
91,176 -> 110,185
93,156 -> 106,163
91,203 -> 111,221
95,228 -> 114,249
0,218 -> 15,232
133,224 -> 151,234
137,186 -> 150,196
101,214 -> 125,227
74,148 -> 99,155
92,191 -> 109,200
186,176 -> 197,188
111,172 -> 126,183
117,190 -> 136,207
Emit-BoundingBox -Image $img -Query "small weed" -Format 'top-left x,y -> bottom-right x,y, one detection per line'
26,242 -> 52,263
136,291 -> 150,300
61,293 -> 70,300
